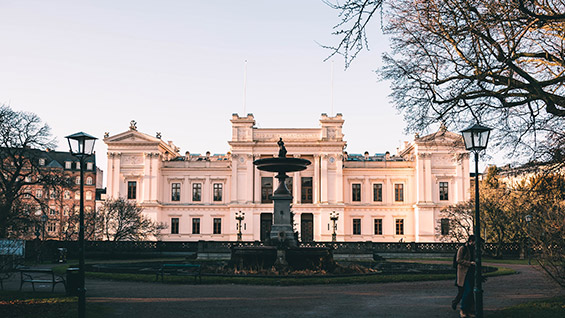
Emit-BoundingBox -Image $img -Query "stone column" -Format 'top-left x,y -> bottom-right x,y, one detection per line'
113,153 -> 121,198
336,154 -> 343,203
231,154 -> 238,203
106,153 -> 114,198
320,154 -> 328,203
313,154 -> 320,204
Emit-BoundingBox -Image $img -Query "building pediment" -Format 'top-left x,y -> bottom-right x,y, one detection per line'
417,130 -> 462,144
105,130 -> 161,145
104,130 -> 180,156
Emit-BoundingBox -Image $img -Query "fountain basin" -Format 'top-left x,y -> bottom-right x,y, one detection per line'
253,157 -> 310,173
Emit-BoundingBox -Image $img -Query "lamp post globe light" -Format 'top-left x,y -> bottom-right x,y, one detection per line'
330,211 -> 339,242
65,132 -> 97,318
461,123 -> 492,318
235,211 -> 245,242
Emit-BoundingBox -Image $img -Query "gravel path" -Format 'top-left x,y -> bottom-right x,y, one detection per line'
78,264 -> 563,318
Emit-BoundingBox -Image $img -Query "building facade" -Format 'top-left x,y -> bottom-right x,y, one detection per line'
16,149 -> 97,240
104,114 -> 470,242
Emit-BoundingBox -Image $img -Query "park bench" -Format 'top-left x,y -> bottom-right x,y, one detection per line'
156,264 -> 202,283
19,268 -> 66,292
0,272 -> 11,290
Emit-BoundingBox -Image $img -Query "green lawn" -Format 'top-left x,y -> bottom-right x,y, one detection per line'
0,291 -> 109,318
489,296 -> 565,318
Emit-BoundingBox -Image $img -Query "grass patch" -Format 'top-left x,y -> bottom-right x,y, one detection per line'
0,291 -> 109,318
85,265 -> 515,286
489,296 -> 565,318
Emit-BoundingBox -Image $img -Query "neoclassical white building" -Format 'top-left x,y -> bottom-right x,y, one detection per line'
104,114 -> 470,242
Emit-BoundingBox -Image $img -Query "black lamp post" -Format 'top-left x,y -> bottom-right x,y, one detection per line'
66,132 -> 97,318
461,123 -> 491,318
330,211 -> 339,242
235,211 -> 245,242
525,214 -> 532,265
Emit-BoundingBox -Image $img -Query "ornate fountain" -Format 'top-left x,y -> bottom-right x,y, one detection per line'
231,139 -> 334,272
253,138 -> 310,249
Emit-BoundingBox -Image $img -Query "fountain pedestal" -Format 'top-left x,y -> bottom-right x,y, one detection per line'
269,172 -> 296,248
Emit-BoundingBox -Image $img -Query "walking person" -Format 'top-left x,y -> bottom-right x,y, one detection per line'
452,235 -> 476,318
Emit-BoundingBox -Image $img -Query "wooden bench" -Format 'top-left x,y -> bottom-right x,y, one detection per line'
156,264 -> 201,283
19,268 -> 66,292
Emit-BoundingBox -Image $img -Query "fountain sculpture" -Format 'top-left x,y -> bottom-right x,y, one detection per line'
230,138 -> 334,271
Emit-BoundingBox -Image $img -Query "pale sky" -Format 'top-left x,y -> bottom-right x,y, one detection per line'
2,0 -> 424,183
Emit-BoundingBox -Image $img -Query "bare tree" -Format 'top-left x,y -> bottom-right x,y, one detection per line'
326,0 -> 565,162
0,105 -> 59,238
436,201 -> 474,242
96,198 -> 166,241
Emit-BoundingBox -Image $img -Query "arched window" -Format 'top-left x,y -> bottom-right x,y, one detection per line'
86,177 -> 93,185
64,190 -> 70,200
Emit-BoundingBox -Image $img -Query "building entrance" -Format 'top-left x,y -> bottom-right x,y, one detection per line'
301,213 -> 314,242
260,213 -> 272,242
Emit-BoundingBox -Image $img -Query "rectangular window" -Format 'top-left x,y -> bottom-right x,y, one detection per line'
441,218 -> 450,235
373,184 -> 383,202
213,183 -> 223,201
374,219 -> 383,235
394,184 -> 404,202
47,222 -> 56,232
65,161 -> 72,169
171,218 -> 179,234
352,183 -> 361,202
396,219 -> 404,235
192,218 -> 200,234
301,177 -> 313,203
353,218 -> 361,235
213,218 -> 222,234
192,183 -> 201,202
439,182 -> 449,201
171,183 -> 181,201
86,162 -> 93,170
127,181 -> 137,200
76,162 -> 81,169
36,189 -> 42,198
261,177 -> 273,203
49,207 -> 57,215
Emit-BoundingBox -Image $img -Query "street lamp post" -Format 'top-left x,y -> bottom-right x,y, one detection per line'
330,211 -> 339,242
461,123 -> 492,318
525,214 -> 532,265
66,132 -> 97,318
235,211 -> 245,242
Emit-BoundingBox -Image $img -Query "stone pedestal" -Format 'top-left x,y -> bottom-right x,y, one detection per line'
270,191 -> 296,247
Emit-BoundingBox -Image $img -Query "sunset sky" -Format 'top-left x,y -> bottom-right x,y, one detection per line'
1,0 -> 449,180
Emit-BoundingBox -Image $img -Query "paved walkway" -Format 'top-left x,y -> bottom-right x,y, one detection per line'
4,263 -> 563,317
